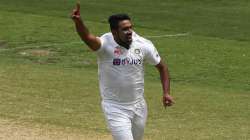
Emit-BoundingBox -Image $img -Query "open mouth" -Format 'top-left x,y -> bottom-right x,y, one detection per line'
127,35 -> 132,41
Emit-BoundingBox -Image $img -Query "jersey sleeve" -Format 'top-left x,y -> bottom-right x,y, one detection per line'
95,36 -> 105,53
144,41 -> 161,65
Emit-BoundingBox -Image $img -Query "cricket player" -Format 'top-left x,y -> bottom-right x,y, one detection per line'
71,2 -> 174,140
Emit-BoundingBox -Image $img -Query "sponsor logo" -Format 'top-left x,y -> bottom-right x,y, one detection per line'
114,47 -> 122,57
113,57 -> 142,66
113,58 -> 121,65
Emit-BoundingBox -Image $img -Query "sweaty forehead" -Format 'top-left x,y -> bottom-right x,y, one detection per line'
118,20 -> 132,28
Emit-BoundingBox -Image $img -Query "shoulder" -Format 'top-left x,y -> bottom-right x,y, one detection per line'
100,32 -> 112,38
133,32 -> 156,54
96,32 -> 115,54
100,32 -> 118,47
134,32 -> 154,47
100,32 -> 113,42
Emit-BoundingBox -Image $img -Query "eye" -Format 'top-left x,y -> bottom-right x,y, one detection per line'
122,26 -> 132,31
122,28 -> 127,31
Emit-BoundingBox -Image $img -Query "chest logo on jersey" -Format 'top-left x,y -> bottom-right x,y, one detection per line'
134,49 -> 141,54
114,46 -> 122,57
113,58 -> 142,66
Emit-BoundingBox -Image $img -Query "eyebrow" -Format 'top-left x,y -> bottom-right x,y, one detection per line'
122,25 -> 133,30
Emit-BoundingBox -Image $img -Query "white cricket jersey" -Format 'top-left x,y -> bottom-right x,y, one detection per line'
96,32 -> 161,104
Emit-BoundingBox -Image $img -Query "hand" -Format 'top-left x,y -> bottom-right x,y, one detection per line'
71,2 -> 81,21
163,94 -> 174,107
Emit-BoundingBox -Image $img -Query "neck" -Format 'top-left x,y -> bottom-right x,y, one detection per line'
118,42 -> 130,49
114,37 -> 130,49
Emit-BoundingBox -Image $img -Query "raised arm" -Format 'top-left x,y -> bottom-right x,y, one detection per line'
155,60 -> 174,107
71,2 -> 101,51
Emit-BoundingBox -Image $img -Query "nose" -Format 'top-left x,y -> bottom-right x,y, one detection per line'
127,29 -> 132,35
129,28 -> 133,33
123,28 -> 133,37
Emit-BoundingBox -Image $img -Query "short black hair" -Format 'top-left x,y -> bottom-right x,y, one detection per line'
108,14 -> 131,30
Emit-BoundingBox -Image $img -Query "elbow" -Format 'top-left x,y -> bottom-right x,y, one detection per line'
156,61 -> 167,71
156,62 -> 171,77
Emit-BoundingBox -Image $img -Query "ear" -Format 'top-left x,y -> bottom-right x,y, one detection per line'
111,29 -> 118,37
111,29 -> 116,34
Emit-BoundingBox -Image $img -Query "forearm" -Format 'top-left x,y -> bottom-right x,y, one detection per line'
74,19 -> 92,42
73,18 -> 100,51
159,66 -> 170,95
156,61 -> 171,95
156,61 -> 174,107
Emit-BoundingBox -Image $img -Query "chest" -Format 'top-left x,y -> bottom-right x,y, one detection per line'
106,45 -> 144,66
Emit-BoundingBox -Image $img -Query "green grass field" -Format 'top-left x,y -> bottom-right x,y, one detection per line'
0,0 -> 249,139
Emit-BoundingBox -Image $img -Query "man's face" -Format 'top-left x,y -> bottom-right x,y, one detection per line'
115,20 -> 133,46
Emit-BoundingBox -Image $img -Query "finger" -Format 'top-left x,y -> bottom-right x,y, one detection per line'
163,101 -> 169,107
165,102 -> 172,106
76,1 -> 80,11
72,9 -> 77,14
171,100 -> 175,104
165,103 -> 172,107
166,97 -> 175,103
164,103 -> 171,108
168,99 -> 174,104
71,15 -> 80,19
165,100 -> 173,106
